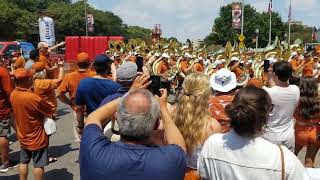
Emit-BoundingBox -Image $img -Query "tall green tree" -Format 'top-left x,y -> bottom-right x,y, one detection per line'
286,24 -> 314,44
204,4 -> 286,48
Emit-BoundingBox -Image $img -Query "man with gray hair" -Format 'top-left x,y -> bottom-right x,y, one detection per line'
79,74 -> 186,180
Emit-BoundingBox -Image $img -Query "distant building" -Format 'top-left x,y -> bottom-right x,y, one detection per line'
288,21 -> 309,28
192,39 -> 203,49
151,24 -> 162,44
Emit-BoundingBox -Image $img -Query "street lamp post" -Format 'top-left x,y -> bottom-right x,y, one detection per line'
255,28 -> 260,49
84,0 -> 88,36
284,33 -> 288,42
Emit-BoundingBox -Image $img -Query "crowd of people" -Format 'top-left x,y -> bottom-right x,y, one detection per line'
0,41 -> 319,180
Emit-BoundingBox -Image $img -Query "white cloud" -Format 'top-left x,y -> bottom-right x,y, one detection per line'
86,0 -> 320,42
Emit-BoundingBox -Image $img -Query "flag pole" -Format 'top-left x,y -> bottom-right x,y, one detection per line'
288,0 -> 292,45
85,0 -> 88,36
241,0 -> 244,35
268,2 -> 272,45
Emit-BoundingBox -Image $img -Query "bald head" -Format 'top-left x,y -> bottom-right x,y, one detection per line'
117,89 -> 160,141
125,92 -> 150,114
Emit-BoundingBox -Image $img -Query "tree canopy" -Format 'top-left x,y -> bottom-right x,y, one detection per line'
204,4 -> 286,48
0,0 -> 156,43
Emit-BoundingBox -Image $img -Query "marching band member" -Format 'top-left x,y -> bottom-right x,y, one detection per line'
193,58 -> 205,73
229,57 -> 242,78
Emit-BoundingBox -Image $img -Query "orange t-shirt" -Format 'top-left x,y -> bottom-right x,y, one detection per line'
0,66 -> 13,119
10,87 -> 54,150
233,67 -> 242,79
180,61 -> 189,74
33,79 -> 59,112
303,62 -> 314,77
39,54 -> 50,68
157,62 -> 169,74
290,59 -> 300,71
209,95 -> 234,133
194,63 -> 204,73
57,69 -> 96,104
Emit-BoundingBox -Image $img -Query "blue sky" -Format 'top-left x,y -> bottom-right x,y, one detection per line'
77,0 -> 319,42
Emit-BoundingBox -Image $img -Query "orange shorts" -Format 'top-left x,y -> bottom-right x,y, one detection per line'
184,168 -> 200,180
295,125 -> 320,147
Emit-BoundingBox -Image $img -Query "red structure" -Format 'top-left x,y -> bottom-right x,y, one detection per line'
65,36 -> 125,61
151,24 -> 162,43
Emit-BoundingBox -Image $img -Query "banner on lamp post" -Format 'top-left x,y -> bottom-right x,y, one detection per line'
87,14 -> 94,32
232,3 -> 242,29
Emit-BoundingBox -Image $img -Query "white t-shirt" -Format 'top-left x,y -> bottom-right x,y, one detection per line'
262,85 -> 300,141
198,131 -> 309,180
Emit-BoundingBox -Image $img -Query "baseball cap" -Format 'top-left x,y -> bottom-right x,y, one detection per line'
117,62 -> 137,82
37,42 -> 49,49
77,52 -> 90,63
94,54 -> 112,65
13,68 -> 34,80
13,57 -> 26,69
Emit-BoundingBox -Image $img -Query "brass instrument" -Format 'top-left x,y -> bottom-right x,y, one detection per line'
108,40 -> 125,55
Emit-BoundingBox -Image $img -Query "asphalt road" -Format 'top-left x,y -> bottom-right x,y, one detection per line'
0,100 -> 80,180
0,99 -> 319,180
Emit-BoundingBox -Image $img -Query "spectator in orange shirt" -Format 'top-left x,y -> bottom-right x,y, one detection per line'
32,60 -> 64,115
173,73 -> 222,180
37,42 -> 58,79
13,56 -> 26,70
0,64 -> 16,172
209,68 -> 238,132
57,52 -> 95,142
294,77 -> 320,167
10,68 -> 54,180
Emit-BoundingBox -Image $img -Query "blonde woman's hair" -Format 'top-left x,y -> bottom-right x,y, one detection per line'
173,73 -> 212,154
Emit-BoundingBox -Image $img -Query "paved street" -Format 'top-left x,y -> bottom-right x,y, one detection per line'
0,100 -> 320,180
0,101 -> 80,180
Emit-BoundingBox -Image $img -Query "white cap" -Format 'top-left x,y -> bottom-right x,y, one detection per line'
184,53 -> 192,58
37,42 -> 49,49
291,51 -> 298,58
162,53 -> 170,58
155,53 -> 160,57
221,59 -> 226,63
267,57 -> 277,64
213,60 -> 222,66
231,57 -> 240,62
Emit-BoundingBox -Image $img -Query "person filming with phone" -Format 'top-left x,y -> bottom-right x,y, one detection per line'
79,74 -> 186,180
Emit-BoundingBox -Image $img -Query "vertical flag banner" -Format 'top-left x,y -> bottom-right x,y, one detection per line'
268,0 -> 272,14
312,27 -> 319,41
38,16 -> 56,47
232,3 -> 242,29
288,0 -> 292,21
87,14 -> 94,32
